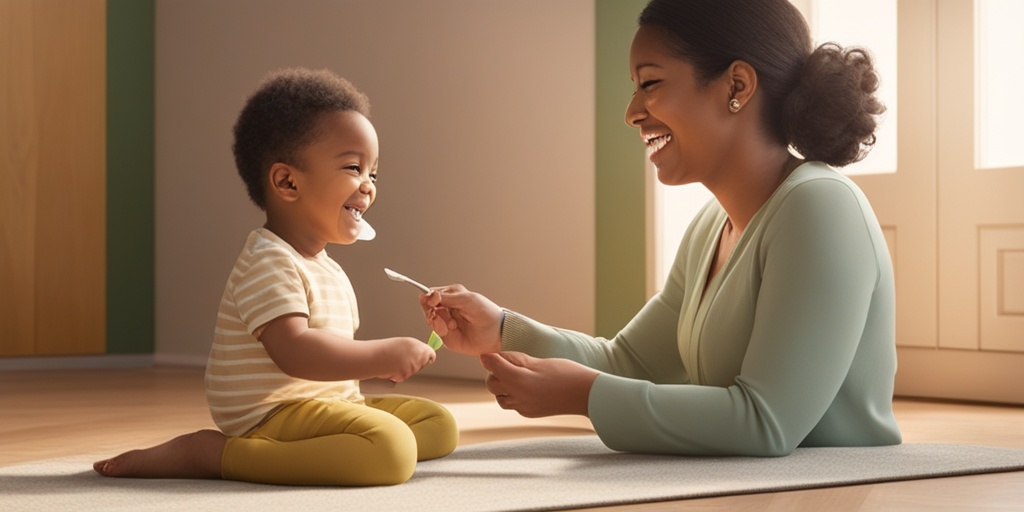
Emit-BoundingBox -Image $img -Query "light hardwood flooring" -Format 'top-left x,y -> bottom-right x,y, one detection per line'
1,366 -> 1022,511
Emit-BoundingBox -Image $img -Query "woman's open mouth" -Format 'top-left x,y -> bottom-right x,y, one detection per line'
644,133 -> 673,156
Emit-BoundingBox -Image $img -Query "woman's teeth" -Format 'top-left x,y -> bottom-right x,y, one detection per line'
646,134 -> 672,153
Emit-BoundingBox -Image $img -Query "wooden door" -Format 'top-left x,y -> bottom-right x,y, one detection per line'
898,0 -> 1024,403
0,0 -> 106,357
856,0 -> 1024,404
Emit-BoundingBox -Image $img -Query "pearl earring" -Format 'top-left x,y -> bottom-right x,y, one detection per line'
728,98 -> 741,113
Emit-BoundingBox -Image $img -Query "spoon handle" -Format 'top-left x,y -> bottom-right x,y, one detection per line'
384,268 -> 431,294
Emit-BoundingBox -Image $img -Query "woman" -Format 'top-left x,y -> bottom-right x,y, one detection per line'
421,0 -> 902,456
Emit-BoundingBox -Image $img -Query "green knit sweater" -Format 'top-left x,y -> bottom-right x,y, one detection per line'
502,161 -> 902,456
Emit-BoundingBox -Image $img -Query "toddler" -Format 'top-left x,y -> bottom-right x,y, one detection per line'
94,68 -> 458,485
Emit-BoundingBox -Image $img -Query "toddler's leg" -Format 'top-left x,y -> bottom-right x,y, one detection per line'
93,429 -> 227,479
365,395 -> 459,461
222,399 -> 417,486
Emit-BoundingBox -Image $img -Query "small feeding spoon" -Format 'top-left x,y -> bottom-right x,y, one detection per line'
384,268 -> 444,350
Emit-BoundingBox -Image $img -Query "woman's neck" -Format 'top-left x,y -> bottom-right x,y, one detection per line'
705,147 -> 801,234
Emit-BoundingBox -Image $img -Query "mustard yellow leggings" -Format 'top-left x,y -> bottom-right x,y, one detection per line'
220,395 -> 458,486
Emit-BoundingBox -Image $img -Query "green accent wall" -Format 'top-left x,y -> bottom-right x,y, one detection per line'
106,0 -> 155,353
595,0 -> 648,338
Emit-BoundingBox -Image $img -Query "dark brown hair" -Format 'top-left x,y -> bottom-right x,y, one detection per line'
639,0 -> 884,167
232,68 -> 371,209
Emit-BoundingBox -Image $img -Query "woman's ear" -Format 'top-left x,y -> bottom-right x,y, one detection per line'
268,163 -> 300,203
727,60 -> 758,110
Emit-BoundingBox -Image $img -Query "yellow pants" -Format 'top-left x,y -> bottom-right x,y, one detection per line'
221,395 -> 458,486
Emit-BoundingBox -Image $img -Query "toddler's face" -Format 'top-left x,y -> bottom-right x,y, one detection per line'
293,110 -> 379,246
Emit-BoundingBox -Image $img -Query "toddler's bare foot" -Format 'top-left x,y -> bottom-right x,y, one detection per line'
93,429 -> 227,479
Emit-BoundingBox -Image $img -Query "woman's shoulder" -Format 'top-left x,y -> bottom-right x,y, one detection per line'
757,161 -> 879,240
771,161 -> 869,212
784,161 -> 854,188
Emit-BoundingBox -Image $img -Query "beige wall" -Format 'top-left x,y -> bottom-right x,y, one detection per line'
155,0 -> 595,378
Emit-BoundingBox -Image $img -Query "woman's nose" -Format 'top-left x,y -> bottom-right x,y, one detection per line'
624,92 -> 647,127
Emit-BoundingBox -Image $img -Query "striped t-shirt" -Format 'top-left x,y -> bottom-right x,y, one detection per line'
205,228 -> 363,436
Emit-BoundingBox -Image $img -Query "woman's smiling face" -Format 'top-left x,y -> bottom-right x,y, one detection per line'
625,25 -> 734,187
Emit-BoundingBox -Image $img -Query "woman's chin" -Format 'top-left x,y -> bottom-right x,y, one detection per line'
655,169 -> 683,186
654,164 -> 698,187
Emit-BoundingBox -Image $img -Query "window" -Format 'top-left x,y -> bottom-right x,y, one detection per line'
649,0 -> 1020,293
649,0 -> 897,290
801,0 -> 898,176
975,0 -> 1024,170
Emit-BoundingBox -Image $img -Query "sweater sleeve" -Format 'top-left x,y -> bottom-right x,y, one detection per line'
587,177 -> 887,456
501,294 -> 688,384
501,221 -> 698,384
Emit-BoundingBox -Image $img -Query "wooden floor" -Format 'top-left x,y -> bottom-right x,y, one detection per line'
1,366 -> 1022,511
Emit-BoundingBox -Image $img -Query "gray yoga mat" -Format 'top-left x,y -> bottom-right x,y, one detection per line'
2,435 -> 1022,511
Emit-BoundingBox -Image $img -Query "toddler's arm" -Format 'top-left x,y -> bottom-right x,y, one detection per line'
258,314 -> 435,382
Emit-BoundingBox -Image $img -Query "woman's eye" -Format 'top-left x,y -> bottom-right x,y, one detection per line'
640,79 -> 660,90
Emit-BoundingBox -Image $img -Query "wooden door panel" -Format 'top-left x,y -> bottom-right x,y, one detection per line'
0,0 -> 39,356
0,0 -> 106,357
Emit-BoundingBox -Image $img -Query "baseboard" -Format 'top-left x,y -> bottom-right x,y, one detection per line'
0,352 -> 481,378
153,353 -> 207,367
0,354 -> 155,371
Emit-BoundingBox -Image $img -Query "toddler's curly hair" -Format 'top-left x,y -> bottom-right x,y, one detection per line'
232,68 -> 370,209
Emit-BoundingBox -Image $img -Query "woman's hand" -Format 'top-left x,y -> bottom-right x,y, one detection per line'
419,284 -> 503,355
479,351 -> 599,418
377,337 -> 436,382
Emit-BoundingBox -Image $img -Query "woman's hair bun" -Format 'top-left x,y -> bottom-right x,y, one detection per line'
783,43 -> 886,167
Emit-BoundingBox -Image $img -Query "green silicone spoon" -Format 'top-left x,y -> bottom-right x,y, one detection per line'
426,331 -> 444,350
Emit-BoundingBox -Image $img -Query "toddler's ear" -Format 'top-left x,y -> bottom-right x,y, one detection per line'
268,163 -> 299,202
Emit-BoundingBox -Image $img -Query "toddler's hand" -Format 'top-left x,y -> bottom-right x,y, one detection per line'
379,337 -> 436,382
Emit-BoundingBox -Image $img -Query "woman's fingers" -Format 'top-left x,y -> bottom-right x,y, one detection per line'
420,286 -> 472,326
420,291 -> 442,323
480,352 -> 516,375
429,307 -> 453,336
493,351 -> 532,368
419,285 -> 504,355
481,353 -> 509,396
481,352 -> 532,397
481,353 -> 596,418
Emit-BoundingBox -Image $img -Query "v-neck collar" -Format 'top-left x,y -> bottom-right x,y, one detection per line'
678,209 -> 730,385
675,163 -> 809,384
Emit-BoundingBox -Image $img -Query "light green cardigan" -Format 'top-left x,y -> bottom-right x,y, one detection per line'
502,162 -> 902,456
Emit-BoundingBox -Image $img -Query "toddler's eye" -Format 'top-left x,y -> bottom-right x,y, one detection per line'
369,172 -> 378,183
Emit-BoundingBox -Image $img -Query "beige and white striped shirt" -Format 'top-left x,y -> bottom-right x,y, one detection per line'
205,228 -> 363,436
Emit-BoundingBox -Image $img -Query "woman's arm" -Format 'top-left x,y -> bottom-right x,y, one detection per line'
499,291 -> 687,383
423,213 -> 702,383
497,201 -> 709,383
